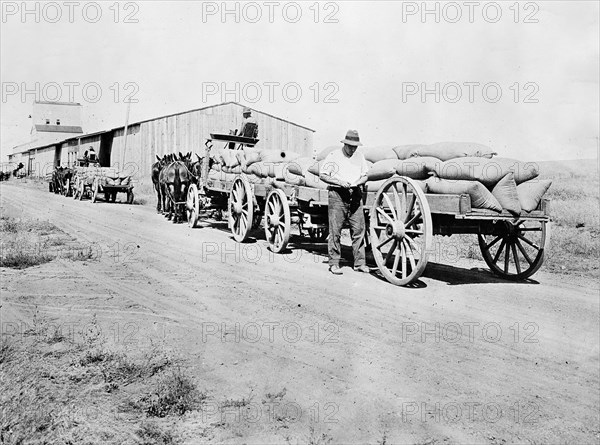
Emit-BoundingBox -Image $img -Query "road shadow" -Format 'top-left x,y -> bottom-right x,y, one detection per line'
423,262 -> 541,286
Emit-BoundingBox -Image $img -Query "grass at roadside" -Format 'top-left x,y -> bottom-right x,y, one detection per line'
0,215 -> 98,269
0,312 -> 200,445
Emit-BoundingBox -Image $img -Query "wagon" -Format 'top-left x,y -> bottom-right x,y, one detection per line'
187,136 -> 550,286
71,161 -> 134,204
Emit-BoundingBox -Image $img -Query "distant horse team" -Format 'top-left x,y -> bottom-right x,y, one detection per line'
152,151 -> 211,223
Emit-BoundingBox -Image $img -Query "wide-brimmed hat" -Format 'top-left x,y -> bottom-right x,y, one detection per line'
340,129 -> 362,146
242,107 -> 252,114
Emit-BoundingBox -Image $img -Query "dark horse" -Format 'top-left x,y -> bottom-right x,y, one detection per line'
152,155 -> 169,213
159,158 -> 190,223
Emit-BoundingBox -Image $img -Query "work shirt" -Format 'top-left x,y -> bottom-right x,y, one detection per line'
322,147 -> 369,185
238,117 -> 258,137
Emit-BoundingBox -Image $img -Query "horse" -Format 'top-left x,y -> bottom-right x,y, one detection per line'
152,155 -> 167,213
159,158 -> 190,223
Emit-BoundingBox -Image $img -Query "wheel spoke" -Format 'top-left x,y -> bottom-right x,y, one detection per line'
391,187 -> 403,221
519,227 -> 542,232
404,235 -> 421,257
504,242 -> 510,273
405,229 -> 423,235
392,245 -> 401,277
515,238 -> 533,265
485,235 -> 502,250
405,211 -> 421,229
385,240 -> 398,264
400,242 -> 407,279
403,239 -> 417,270
377,235 -> 394,250
511,243 -> 521,275
518,234 -> 540,251
376,207 -> 394,224
405,194 -> 416,223
493,238 -> 507,263
382,194 -> 397,221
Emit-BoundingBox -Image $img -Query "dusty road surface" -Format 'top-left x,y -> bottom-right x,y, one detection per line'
1,182 -> 599,444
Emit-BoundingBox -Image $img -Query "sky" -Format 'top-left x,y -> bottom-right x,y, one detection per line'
1,1 -> 599,162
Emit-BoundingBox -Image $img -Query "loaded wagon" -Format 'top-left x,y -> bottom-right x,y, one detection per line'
71,159 -> 134,203
186,135 -> 550,286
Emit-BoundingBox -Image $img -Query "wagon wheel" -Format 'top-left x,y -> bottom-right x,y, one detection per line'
73,177 -> 79,199
308,227 -> 329,243
264,189 -> 291,253
478,219 -> 549,280
126,190 -> 134,204
187,183 -> 200,228
92,179 -> 100,203
78,179 -> 85,201
228,175 -> 254,242
369,177 -> 433,286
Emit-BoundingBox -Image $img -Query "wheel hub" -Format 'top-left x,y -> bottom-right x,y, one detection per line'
386,221 -> 406,240
233,201 -> 243,214
268,214 -> 279,227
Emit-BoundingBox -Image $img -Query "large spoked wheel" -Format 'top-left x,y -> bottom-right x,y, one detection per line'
92,179 -> 100,203
187,184 -> 200,228
126,190 -> 134,204
229,175 -> 254,242
369,177 -> 433,286
478,219 -> 549,280
264,189 -> 291,253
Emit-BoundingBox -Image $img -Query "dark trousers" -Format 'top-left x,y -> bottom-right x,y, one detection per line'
328,187 -> 366,267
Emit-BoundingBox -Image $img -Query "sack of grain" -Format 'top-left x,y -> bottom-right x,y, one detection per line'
360,146 -> 397,164
432,157 -> 539,187
366,178 -> 427,193
304,171 -> 330,189
221,165 -> 243,174
396,157 -> 440,179
221,149 -> 240,168
420,142 -> 497,161
243,148 -> 261,166
245,162 -> 272,178
491,172 -> 521,216
282,171 -> 306,186
517,179 -> 552,212
316,146 -> 338,161
426,177 -> 502,212
287,157 -> 317,177
392,144 -> 427,160
367,159 -> 397,181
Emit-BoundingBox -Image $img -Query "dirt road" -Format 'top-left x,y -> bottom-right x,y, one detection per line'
1,182 -> 598,444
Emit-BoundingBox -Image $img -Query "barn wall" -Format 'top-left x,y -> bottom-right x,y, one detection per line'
109,103 -> 314,187
30,146 -> 56,177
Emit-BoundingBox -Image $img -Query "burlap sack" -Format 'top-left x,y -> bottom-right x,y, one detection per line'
517,179 -> 552,212
491,173 -> 521,216
426,177 -> 502,212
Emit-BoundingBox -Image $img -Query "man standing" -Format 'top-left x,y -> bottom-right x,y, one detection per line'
320,130 -> 370,275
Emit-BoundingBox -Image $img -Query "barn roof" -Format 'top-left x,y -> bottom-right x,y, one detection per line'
13,101 -> 314,154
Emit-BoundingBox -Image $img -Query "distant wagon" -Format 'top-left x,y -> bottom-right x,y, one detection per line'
71,158 -> 134,204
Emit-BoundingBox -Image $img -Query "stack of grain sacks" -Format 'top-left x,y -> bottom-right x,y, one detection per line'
207,141 -> 551,215
311,142 -> 551,214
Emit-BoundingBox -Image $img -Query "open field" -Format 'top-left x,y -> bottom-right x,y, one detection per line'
0,159 -> 598,444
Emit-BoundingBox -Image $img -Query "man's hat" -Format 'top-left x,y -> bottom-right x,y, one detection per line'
243,107 -> 252,114
341,129 -> 362,146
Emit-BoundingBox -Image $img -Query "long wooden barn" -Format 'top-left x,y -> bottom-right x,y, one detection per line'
9,102 -> 315,186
